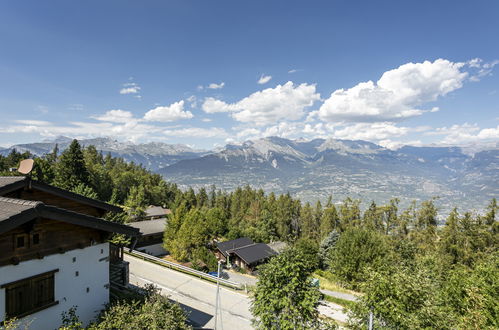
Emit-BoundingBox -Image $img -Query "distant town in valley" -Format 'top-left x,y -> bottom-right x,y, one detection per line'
1,1 -> 498,329
2,135 -> 497,216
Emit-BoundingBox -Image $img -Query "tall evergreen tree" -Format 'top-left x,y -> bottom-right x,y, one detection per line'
54,139 -> 90,190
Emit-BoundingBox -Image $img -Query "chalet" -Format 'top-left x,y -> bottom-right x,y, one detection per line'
128,219 -> 167,256
216,238 -> 277,273
215,237 -> 254,263
143,205 -> 171,220
0,176 -> 139,329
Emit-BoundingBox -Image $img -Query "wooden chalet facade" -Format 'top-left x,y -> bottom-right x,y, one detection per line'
0,176 -> 139,329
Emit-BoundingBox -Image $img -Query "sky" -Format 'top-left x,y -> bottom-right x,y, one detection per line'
0,0 -> 498,150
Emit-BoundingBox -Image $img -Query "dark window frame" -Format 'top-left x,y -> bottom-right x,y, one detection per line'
31,232 -> 41,246
14,234 -> 28,250
1,269 -> 59,319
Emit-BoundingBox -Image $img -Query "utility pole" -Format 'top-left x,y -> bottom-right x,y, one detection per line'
368,308 -> 374,330
214,261 -> 223,329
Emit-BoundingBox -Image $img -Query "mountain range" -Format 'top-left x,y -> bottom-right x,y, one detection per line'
0,136 -> 207,171
2,136 -> 498,215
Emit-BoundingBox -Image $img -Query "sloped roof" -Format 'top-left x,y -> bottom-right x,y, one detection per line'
0,176 -> 26,194
0,176 -> 122,213
128,219 -> 167,236
145,205 -> 171,217
230,243 -> 277,265
217,237 -> 254,257
0,197 -> 41,222
0,196 -> 139,237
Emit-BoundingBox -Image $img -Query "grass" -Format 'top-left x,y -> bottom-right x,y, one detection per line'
314,270 -> 361,296
322,294 -> 357,310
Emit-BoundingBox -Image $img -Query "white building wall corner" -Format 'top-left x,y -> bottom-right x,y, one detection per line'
0,243 -> 110,330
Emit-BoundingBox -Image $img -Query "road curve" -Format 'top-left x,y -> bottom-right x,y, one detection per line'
125,254 -> 254,329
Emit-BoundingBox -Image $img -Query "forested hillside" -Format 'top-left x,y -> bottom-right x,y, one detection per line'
2,139 -> 497,328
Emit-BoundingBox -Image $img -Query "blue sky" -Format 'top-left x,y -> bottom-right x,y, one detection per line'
0,0 -> 498,149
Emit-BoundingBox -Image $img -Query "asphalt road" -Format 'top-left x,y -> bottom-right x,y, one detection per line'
125,254 -> 254,329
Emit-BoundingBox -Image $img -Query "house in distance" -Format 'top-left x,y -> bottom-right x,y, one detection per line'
0,175 -> 139,329
128,219 -> 167,256
216,237 -> 277,273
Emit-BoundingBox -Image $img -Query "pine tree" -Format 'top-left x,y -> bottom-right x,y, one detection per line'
54,139 -> 90,190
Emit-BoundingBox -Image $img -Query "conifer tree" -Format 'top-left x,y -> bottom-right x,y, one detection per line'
54,139 -> 90,190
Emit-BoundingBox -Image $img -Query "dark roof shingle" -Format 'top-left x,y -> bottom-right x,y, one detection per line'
230,243 -> 277,265
0,197 -> 41,222
128,219 -> 167,236
217,237 -> 254,257
0,176 -> 122,213
0,176 -> 26,194
0,196 -> 139,237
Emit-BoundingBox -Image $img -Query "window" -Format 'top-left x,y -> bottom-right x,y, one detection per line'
15,234 -> 28,249
32,233 -> 40,245
1,270 -> 58,319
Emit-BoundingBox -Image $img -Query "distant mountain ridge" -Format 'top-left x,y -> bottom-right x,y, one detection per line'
160,137 -> 498,215
2,136 -> 497,214
0,136 -> 208,171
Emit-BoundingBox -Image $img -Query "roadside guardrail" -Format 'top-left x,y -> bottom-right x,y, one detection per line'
125,249 -> 244,290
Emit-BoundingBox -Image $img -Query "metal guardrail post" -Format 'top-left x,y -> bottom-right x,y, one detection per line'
126,250 -> 243,290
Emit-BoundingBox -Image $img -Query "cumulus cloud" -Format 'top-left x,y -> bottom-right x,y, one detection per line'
319,59 -> 468,123
2,120 -> 158,143
207,82 -> 225,89
330,122 -> 410,141
120,82 -> 141,95
92,109 -> 135,123
202,81 -> 320,126
258,74 -> 272,85
427,123 -> 499,144
144,101 -> 194,122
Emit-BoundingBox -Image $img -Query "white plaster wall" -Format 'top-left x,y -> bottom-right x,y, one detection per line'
0,243 -> 109,330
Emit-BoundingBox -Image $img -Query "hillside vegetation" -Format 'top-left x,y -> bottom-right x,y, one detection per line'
1,139 -> 497,328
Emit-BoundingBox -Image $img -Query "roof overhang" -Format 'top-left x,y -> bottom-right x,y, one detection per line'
0,203 -> 139,237
0,177 -> 122,213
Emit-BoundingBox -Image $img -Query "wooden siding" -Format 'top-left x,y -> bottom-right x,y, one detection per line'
0,218 -> 109,267
5,189 -> 104,217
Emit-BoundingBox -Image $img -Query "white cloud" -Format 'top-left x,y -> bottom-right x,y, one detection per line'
202,81 -> 320,126
288,69 -> 301,74
236,128 -> 262,140
319,59 -> 468,123
468,59 -> 499,82
207,82 -> 225,89
120,82 -> 141,95
92,109 -> 135,123
330,122 -> 410,141
2,121 -> 158,143
14,120 -> 52,126
468,58 -> 482,68
143,101 -> 194,122
379,139 -> 423,150
427,123 -> 499,144
258,74 -> 272,84
186,95 -> 197,108
163,127 -> 228,138
202,97 -> 234,114
201,118 -> 212,122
